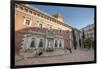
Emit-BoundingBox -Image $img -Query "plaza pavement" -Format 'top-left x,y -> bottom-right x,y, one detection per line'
15,49 -> 94,66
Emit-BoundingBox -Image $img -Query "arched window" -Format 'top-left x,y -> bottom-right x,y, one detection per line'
30,38 -> 35,48
39,39 -> 43,47
59,41 -> 62,47
55,40 -> 57,47
39,24 -> 43,29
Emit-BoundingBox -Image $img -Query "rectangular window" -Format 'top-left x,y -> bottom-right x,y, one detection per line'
39,24 -> 42,28
48,24 -> 52,30
37,20 -> 43,28
50,26 -> 52,29
25,19 -> 30,25
24,18 -> 32,26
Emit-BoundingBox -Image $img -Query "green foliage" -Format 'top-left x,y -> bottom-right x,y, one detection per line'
91,39 -> 94,48
72,28 -> 77,49
83,37 -> 94,49
79,37 -> 81,48
82,30 -> 85,39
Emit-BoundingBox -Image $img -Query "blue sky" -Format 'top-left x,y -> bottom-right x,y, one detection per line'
31,4 -> 94,29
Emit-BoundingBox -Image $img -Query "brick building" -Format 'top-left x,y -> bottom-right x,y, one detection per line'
15,4 -> 80,53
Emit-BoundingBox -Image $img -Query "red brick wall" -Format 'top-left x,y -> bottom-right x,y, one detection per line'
15,31 -> 24,54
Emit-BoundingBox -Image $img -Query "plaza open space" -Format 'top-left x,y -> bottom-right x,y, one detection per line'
15,49 -> 94,65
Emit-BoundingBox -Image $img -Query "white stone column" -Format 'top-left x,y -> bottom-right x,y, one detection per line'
62,39 -> 64,49
22,34 -> 28,51
58,40 -> 60,48
35,37 -> 38,49
26,36 -> 31,49
23,35 -> 33,50
54,39 -> 56,49
45,38 -> 48,50
23,34 -> 30,50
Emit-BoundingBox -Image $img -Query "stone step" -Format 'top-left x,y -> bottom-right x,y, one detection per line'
19,49 -> 68,58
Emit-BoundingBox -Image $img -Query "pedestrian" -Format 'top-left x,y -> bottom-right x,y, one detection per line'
67,48 -> 72,53
66,47 -> 72,54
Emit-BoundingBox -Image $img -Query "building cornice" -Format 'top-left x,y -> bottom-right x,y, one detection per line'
15,4 -> 72,29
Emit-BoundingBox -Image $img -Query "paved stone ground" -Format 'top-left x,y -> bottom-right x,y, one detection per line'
15,49 -> 94,66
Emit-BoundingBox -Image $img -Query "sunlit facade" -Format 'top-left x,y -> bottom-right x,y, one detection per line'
15,4 -> 81,52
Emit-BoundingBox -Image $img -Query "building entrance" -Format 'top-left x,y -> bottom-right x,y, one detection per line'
47,38 -> 54,49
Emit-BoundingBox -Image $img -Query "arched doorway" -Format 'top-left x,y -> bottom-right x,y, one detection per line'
30,38 -> 35,48
47,38 -> 54,48
39,39 -> 43,48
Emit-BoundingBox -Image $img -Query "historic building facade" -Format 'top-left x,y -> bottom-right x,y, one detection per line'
81,24 -> 94,39
15,4 -> 80,53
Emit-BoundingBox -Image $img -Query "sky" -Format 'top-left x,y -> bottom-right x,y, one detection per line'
31,4 -> 94,29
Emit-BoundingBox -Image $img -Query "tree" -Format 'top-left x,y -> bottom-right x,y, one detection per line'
82,30 -> 85,39
83,37 -> 93,49
79,37 -> 81,48
92,40 -> 94,48
82,30 -> 85,48
72,28 -> 77,49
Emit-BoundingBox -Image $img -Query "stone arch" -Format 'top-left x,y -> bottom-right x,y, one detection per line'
55,40 -> 58,48
38,39 -> 43,47
30,38 -> 36,48
59,40 -> 62,48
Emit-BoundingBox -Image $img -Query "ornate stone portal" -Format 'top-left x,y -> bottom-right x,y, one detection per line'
21,30 -> 64,52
